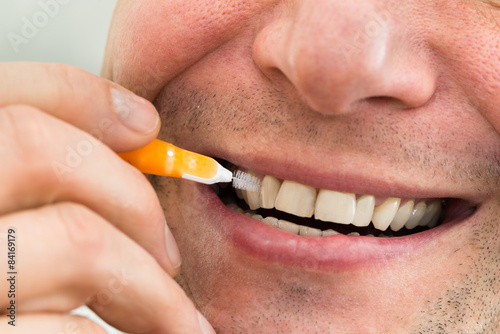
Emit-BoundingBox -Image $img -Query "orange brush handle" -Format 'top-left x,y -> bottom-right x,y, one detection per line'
119,139 -> 219,180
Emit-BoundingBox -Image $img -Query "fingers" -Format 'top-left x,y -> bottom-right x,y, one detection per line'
0,203 -> 206,334
0,105 -> 179,274
0,62 -> 204,333
0,314 -> 108,334
0,62 -> 160,152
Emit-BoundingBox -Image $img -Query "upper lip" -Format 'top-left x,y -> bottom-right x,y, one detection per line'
166,117 -> 484,207
209,149 -> 481,205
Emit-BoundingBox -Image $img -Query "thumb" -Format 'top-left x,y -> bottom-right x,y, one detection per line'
0,62 -> 160,152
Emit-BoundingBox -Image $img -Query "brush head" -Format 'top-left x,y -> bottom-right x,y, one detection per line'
232,170 -> 261,192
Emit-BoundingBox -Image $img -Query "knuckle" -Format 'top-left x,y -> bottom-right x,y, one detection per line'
0,105 -> 53,160
44,63 -> 88,85
130,184 -> 164,229
0,105 -> 24,146
137,194 -> 159,221
44,64 -> 84,108
0,104 -> 41,139
54,202 -> 109,264
45,63 -> 108,102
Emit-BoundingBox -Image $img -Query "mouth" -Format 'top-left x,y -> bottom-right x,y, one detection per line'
180,150 -> 480,270
214,162 -> 477,239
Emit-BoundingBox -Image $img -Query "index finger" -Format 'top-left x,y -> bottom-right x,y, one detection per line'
0,62 -> 160,152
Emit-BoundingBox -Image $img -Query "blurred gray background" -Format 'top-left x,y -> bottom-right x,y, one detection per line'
0,0 -> 118,75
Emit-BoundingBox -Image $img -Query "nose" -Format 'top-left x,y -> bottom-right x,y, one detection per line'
253,1 -> 437,114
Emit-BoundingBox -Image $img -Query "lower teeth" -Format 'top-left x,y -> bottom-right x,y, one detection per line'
226,202 -> 414,238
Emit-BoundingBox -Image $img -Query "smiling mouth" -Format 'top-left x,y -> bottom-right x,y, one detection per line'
216,164 -> 476,238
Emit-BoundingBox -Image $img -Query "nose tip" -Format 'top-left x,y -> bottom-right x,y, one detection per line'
253,2 -> 437,115
292,47 -> 437,114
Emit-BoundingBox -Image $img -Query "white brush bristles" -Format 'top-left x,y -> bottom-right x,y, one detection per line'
232,170 -> 262,192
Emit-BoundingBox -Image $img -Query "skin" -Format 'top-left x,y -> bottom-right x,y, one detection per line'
0,63 -> 214,333
0,0 -> 498,333
103,0 -> 500,333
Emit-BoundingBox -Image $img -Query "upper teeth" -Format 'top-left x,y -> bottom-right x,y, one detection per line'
238,175 -> 442,233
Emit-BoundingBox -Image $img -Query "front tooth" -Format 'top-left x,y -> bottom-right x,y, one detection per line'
390,200 -> 415,232
315,190 -> 356,224
260,176 -> 281,209
275,180 -> 317,218
352,195 -> 375,227
405,201 -> 427,229
418,200 -> 441,226
299,226 -> 322,237
277,220 -> 300,234
372,198 -> 401,231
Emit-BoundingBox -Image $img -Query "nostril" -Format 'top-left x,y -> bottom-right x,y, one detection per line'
360,96 -> 409,110
367,96 -> 396,103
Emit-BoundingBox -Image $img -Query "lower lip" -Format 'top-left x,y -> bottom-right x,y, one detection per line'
199,185 -> 461,271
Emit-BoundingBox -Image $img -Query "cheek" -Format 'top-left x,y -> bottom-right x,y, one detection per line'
106,0 -> 276,100
424,2 -> 500,133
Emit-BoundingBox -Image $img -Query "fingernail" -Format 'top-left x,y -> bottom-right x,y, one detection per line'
197,310 -> 216,334
111,88 -> 159,134
165,223 -> 182,269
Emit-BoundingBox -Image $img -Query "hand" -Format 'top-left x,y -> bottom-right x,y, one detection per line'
0,63 -> 215,334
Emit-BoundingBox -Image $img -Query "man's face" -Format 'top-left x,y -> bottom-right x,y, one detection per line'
102,0 -> 500,332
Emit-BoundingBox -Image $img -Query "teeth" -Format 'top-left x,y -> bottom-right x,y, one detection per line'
390,200 -> 415,232
315,190 -> 356,224
227,170 -> 444,236
428,213 -> 440,228
252,214 -> 263,221
322,229 -> 340,237
418,200 -> 442,227
275,180 -> 317,218
299,226 -> 323,237
227,203 -> 237,210
352,195 -> 375,227
405,201 -> 427,230
245,190 -> 260,210
278,220 -> 300,234
372,198 -> 401,231
262,216 -> 279,227
235,188 -> 245,200
260,176 -> 281,209
241,171 -> 261,210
